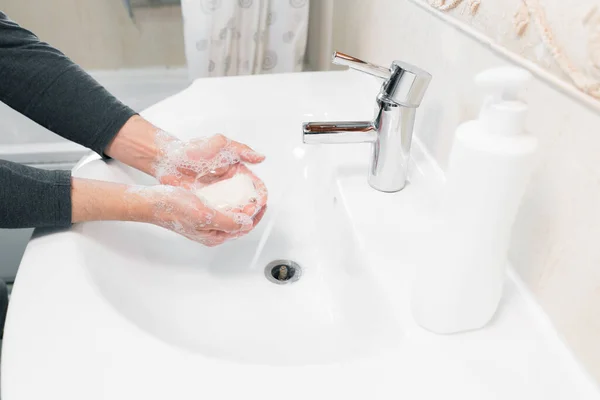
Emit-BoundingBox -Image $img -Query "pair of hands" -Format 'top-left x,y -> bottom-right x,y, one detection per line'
144,133 -> 268,246
76,115 -> 268,247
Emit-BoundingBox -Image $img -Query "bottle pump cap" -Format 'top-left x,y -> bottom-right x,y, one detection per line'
475,67 -> 532,136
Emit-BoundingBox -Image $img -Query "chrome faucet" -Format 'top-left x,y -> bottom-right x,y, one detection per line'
302,52 -> 432,192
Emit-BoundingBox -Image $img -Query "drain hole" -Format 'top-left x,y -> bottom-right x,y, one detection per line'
265,260 -> 301,284
271,264 -> 295,281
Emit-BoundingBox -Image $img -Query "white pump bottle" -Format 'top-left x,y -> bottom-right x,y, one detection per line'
411,67 -> 538,334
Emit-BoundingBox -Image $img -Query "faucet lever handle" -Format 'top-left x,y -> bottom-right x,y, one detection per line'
332,52 -> 392,80
332,51 -> 432,107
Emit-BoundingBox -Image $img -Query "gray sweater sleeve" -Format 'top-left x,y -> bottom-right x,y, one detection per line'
0,161 -> 71,228
0,12 -> 137,228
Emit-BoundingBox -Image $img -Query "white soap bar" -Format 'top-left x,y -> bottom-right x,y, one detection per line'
194,174 -> 257,210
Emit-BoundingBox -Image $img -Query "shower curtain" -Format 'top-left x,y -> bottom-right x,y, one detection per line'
181,0 -> 309,79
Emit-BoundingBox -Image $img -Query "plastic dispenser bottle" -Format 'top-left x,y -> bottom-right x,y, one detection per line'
411,67 -> 538,334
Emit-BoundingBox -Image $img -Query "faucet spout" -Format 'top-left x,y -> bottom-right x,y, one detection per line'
302,121 -> 377,144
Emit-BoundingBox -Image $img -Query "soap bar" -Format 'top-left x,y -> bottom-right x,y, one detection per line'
194,174 -> 257,211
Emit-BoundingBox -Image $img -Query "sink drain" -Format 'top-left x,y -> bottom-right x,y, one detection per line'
265,260 -> 302,285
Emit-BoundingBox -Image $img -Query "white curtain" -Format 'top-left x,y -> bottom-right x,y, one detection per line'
181,0 -> 309,79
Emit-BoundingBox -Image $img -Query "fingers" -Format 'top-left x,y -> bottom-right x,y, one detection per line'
183,230 -> 228,247
208,209 -> 254,233
184,135 -> 225,161
158,134 -> 264,190
176,162 -> 232,180
173,135 -> 263,184
189,205 -> 268,246
252,205 -> 267,227
159,174 -> 183,187
240,203 -> 258,217
209,165 -> 233,178
194,165 -> 237,185
201,234 -> 229,247
184,135 -> 264,164
228,139 -> 265,164
213,205 -> 268,242
234,164 -> 268,209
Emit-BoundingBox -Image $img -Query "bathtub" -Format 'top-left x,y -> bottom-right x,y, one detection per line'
0,67 -> 189,281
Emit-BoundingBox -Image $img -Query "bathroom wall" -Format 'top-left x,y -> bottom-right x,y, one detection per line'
0,0 -> 186,69
418,0 -> 600,103
330,0 -> 600,384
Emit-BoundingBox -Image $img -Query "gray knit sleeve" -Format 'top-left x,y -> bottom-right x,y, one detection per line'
0,161 -> 72,228
0,12 -> 137,155
0,12 -> 137,228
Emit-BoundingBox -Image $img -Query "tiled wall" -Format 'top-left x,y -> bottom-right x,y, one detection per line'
330,0 -> 600,383
2,0 -> 186,69
411,0 -> 600,103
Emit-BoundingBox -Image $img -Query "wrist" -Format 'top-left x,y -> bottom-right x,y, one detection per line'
71,178 -> 154,224
105,115 -> 176,177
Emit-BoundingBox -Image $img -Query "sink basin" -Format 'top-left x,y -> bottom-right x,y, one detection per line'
75,117 -> 401,365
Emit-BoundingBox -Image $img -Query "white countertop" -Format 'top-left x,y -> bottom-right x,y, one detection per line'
2,71 -> 598,400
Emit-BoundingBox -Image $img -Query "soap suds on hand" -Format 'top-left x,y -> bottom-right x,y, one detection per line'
194,174 -> 257,211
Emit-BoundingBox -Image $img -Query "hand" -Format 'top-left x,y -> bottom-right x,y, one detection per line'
71,178 -> 265,247
138,185 -> 263,247
105,116 -> 268,215
154,133 -> 268,215
153,132 -> 265,187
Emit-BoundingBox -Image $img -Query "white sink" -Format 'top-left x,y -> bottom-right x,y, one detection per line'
3,72 -> 598,400
75,117 -> 401,365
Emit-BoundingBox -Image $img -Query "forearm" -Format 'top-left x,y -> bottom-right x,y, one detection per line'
0,160 -> 154,228
71,178 -> 152,224
0,12 -> 136,155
